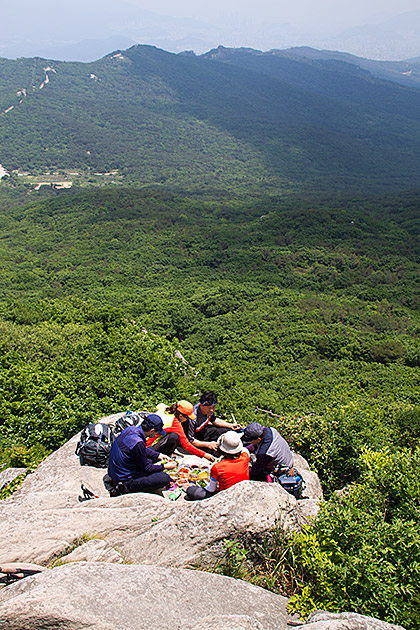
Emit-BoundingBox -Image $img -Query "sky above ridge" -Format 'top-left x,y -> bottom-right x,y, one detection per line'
126,0 -> 420,31
2,0 -> 420,60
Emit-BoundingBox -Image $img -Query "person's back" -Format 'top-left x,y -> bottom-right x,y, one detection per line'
209,450 -> 250,491
108,425 -> 146,482
242,422 -> 293,481
107,415 -> 176,495
257,426 -> 293,470
186,431 -> 249,500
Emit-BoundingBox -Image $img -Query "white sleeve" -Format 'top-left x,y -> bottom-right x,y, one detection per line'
205,477 -> 218,493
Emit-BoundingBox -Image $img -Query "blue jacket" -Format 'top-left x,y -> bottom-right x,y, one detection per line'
108,425 -> 164,482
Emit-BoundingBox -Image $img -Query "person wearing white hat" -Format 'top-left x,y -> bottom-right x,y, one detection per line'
186,431 -> 250,501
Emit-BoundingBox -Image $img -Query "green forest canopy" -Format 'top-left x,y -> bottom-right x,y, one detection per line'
0,183 -> 419,626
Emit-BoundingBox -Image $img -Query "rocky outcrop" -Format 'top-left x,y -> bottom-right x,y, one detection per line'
0,562 -> 291,630
0,423 -> 322,568
0,563 -> 406,630
303,611 -> 406,630
0,421 -> 404,630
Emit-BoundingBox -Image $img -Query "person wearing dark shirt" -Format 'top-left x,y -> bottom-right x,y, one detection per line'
107,414 -> 176,495
241,422 -> 294,481
191,391 -> 242,454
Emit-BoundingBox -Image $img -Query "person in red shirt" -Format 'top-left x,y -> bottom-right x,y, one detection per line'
186,431 -> 250,500
149,400 -> 215,463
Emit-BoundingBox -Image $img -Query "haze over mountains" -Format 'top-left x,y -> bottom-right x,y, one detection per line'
1,1 -> 420,61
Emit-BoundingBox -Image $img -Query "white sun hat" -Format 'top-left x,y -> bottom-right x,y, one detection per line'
217,431 -> 243,455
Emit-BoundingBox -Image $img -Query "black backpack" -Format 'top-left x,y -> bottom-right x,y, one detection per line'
75,422 -> 114,468
114,411 -> 148,436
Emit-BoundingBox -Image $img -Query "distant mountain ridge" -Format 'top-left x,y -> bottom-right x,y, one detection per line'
274,47 -> 420,89
1,44 -> 420,194
201,45 -> 420,89
2,4 -> 420,60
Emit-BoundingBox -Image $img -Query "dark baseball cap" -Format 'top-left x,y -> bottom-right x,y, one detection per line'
145,414 -> 166,436
242,422 -> 265,443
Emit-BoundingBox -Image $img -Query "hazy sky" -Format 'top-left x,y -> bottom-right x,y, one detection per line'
125,0 -> 420,30
3,0 -> 420,60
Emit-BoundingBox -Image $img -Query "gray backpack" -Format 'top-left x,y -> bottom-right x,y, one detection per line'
114,411 -> 148,435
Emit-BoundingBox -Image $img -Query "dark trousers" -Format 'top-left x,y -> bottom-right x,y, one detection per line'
186,485 -> 214,501
124,471 -> 171,493
194,425 -> 228,454
153,432 -> 180,456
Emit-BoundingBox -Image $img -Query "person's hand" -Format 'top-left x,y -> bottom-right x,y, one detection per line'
164,460 -> 177,470
206,441 -> 219,451
230,423 -> 242,430
204,452 -> 215,462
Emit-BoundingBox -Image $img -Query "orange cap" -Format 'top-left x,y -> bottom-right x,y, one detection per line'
177,400 -> 196,419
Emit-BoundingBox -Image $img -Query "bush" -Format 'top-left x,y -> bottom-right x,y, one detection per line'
289,446 -> 420,629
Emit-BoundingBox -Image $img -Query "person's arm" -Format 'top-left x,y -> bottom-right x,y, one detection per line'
171,419 -> 211,459
191,438 -> 218,452
204,463 -> 219,493
204,476 -> 218,493
213,418 -> 242,430
133,442 -> 165,475
145,446 -> 161,461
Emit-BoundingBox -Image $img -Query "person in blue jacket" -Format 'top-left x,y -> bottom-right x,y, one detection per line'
107,414 -> 176,495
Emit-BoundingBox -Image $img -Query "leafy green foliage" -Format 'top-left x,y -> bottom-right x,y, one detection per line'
289,447 -> 420,629
0,180 -> 419,629
0,299 -> 194,463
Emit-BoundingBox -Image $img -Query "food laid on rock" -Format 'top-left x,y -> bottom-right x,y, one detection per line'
166,454 -> 215,496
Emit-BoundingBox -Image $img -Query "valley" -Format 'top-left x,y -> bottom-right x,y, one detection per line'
0,43 -> 419,628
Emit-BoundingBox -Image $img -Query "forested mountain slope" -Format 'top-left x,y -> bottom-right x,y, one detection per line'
210,46 -> 420,90
1,45 -> 420,192
1,44 -> 420,630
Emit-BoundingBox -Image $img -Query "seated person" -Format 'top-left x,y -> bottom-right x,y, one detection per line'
186,431 -> 250,500
107,414 -> 176,495
191,391 -> 242,454
241,422 -> 294,481
149,400 -> 215,463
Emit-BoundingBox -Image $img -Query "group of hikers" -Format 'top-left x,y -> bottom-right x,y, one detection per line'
106,391 -> 298,500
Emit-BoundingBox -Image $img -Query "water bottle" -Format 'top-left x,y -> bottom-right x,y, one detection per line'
168,487 -> 182,501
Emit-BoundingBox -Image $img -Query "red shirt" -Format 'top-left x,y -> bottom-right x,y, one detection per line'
210,451 -> 250,491
146,416 -> 206,459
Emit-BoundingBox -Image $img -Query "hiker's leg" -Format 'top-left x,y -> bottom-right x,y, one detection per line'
196,425 -> 227,442
154,432 -> 180,456
103,474 -> 128,496
125,471 -> 171,494
194,425 -> 228,454
186,485 -> 213,501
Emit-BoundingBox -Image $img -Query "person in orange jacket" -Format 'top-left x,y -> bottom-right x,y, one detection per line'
147,400 -> 215,463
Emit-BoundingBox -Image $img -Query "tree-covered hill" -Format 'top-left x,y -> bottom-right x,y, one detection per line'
0,184 -> 419,626
2,45 -> 420,192
1,43 -> 420,628
0,186 -> 418,442
209,46 -> 420,90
